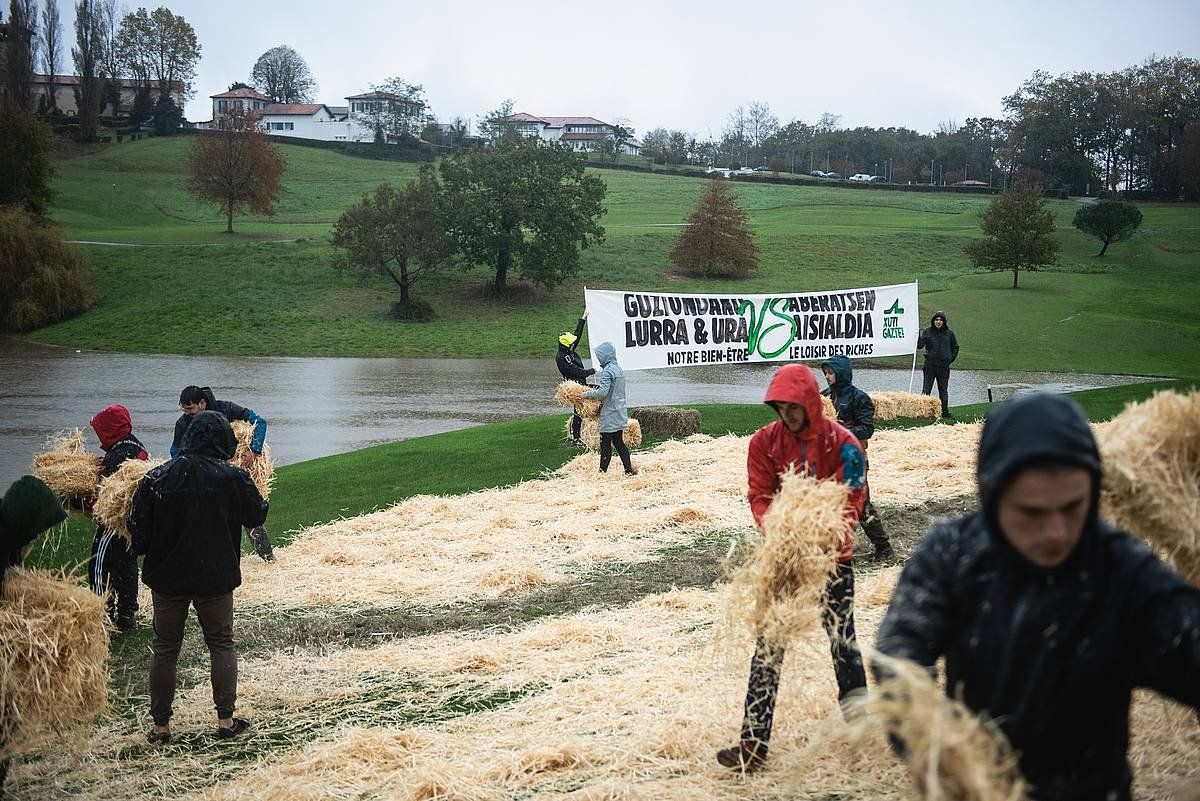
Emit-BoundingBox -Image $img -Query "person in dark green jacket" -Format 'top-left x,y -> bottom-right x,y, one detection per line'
0,475 -> 68,799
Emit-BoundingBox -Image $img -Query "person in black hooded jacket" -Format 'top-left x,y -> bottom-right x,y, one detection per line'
916,310 -> 958,418
555,311 -> 596,445
876,392 -> 1200,801
820,355 -> 893,561
130,411 -> 268,744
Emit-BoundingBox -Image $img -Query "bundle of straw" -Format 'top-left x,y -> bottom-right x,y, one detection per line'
821,395 -> 836,420
1098,389 -> 1200,585
92,458 -> 164,542
230,420 -> 275,499
870,392 -> 943,421
578,419 -> 642,451
628,407 -> 701,438
31,429 -> 100,499
852,653 -> 1030,801
724,471 -> 847,645
0,568 -> 110,759
554,381 -> 602,419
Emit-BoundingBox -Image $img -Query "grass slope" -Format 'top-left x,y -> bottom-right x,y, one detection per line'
31,137 -> 1200,374
30,379 -> 1192,577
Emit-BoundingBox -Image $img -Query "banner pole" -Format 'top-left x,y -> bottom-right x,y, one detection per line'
908,279 -> 919,393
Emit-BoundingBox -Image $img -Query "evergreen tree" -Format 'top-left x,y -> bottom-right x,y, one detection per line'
668,179 -> 758,278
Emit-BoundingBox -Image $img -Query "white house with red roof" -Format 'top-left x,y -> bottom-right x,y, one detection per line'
204,88 -> 424,142
504,113 -> 639,155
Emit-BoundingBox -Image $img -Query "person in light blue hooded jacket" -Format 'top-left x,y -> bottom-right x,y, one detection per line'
582,341 -> 636,475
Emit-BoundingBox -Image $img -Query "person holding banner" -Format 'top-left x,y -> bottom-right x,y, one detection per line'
917,310 -> 959,418
555,311 -> 596,446
582,342 -> 636,475
821,355 -> 894,562
717,364 -> 867,772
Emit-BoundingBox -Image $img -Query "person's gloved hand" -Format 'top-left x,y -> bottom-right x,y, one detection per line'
586,368 -> 596,377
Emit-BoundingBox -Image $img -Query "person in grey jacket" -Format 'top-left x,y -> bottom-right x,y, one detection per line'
582,341 -> 636,475
917,310 -> 959,418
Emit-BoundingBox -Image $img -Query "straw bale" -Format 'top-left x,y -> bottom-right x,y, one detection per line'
554,381 -> 602,419
849,653 -> 1029,801
869,392 -> 944,421
578,418 -> 642,450
31,428 -> 100,499
724,472 -> 847,645
0,568 -> 109,759
628,406 -> 702,438
92,458 -> 165,542
231,419 -> 276,499
1097,390 -> 1200,585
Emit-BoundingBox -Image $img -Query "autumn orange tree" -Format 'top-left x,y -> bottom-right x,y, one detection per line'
669,178 -> 758,278
187,107 -> 285,233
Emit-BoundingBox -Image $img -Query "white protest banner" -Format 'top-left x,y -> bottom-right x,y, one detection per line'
585,283 -> 919,371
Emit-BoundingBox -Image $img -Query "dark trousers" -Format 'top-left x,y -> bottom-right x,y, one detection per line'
89,527 -> 139,628
570,411 -> 583,441
860,497 -> 890,550
599,430 -> 633,473
150,591 -> 237,725
922,364 -> 951,415
739,563 -> 866,749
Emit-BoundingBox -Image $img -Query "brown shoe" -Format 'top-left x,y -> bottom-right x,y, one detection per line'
716,740 -> 767,772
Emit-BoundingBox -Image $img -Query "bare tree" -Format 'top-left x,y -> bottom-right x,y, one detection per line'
72,0 -> 102,140
816,112 -> 842,133
39,0 -> 62,108
96,0 -> 122,115
746,101 -> 778,149
4,0 -> 37,110
250,45 -> 315,103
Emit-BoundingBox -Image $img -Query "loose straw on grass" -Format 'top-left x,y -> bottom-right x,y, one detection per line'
31,429 -> 100,499
845,653 -> 1029,801
231,420 -> 276,499
722,471 -> 847,646
0,568 -> 109,760
554,381 -> 601,419
92,458 -> 164,543
1097,390 -> 1200,585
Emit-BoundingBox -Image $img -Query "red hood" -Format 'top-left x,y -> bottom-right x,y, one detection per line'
763,364 -> 825,440
90,404 -> 132,450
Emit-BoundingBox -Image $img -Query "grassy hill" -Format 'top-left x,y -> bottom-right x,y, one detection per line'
33,136 -> 1200,375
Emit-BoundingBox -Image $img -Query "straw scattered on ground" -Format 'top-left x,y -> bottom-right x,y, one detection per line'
1097,390 -> 1200,585
31,429 -> 100,499
231,420 -> 276,499
0,568 -> 110,760
92,458 -> 164,542
554,381 -> 602,419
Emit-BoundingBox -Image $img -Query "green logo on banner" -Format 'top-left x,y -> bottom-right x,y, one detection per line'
884,298 -> 904,315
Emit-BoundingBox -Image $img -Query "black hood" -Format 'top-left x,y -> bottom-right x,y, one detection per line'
930,310 -> 948,327
180,410 -> 237,460
977,393 -> 1101,545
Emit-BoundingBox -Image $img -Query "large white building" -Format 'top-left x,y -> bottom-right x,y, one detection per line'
205,88 -> 425,143
504,113 -> 640,155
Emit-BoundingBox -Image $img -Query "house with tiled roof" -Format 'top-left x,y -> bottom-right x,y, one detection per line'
210,87 -> 270,118
260,103 -> 343,139
503,113 -> 640,155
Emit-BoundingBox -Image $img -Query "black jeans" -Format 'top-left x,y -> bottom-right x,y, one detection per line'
89,527 -> 139,628
150,591 -> 237,725
599,430 -> 633,473
922,364 -> 951,415
739,563 -> 866,748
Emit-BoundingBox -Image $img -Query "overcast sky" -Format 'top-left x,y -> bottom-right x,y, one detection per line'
50,0 -> 1199,137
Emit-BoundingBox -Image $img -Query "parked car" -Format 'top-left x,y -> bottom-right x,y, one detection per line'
810,170 -> 827,178
825,171 -> 843,179
869,175 -> 885,182
848,173 -> 873,182
754,165 -> 770,171
705,167 -> 732,177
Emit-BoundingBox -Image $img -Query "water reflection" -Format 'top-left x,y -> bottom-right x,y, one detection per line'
0,337 -> 1161,488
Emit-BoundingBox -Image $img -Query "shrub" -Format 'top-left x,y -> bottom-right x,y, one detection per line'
0,207 -> 96,332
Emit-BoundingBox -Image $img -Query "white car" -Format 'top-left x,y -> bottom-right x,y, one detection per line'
848,173 -> 873,182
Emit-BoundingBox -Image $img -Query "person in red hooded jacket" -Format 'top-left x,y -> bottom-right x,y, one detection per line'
88,404 -> 149,633
717,364 -> 869,772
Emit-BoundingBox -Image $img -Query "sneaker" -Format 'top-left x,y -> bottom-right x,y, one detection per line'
941,412 -> 955,420
716,741 -> 767,772
871,544 -> 895,563
216,718 -> 251,739
624,466 -> 639,476
247,526 -> 276,563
